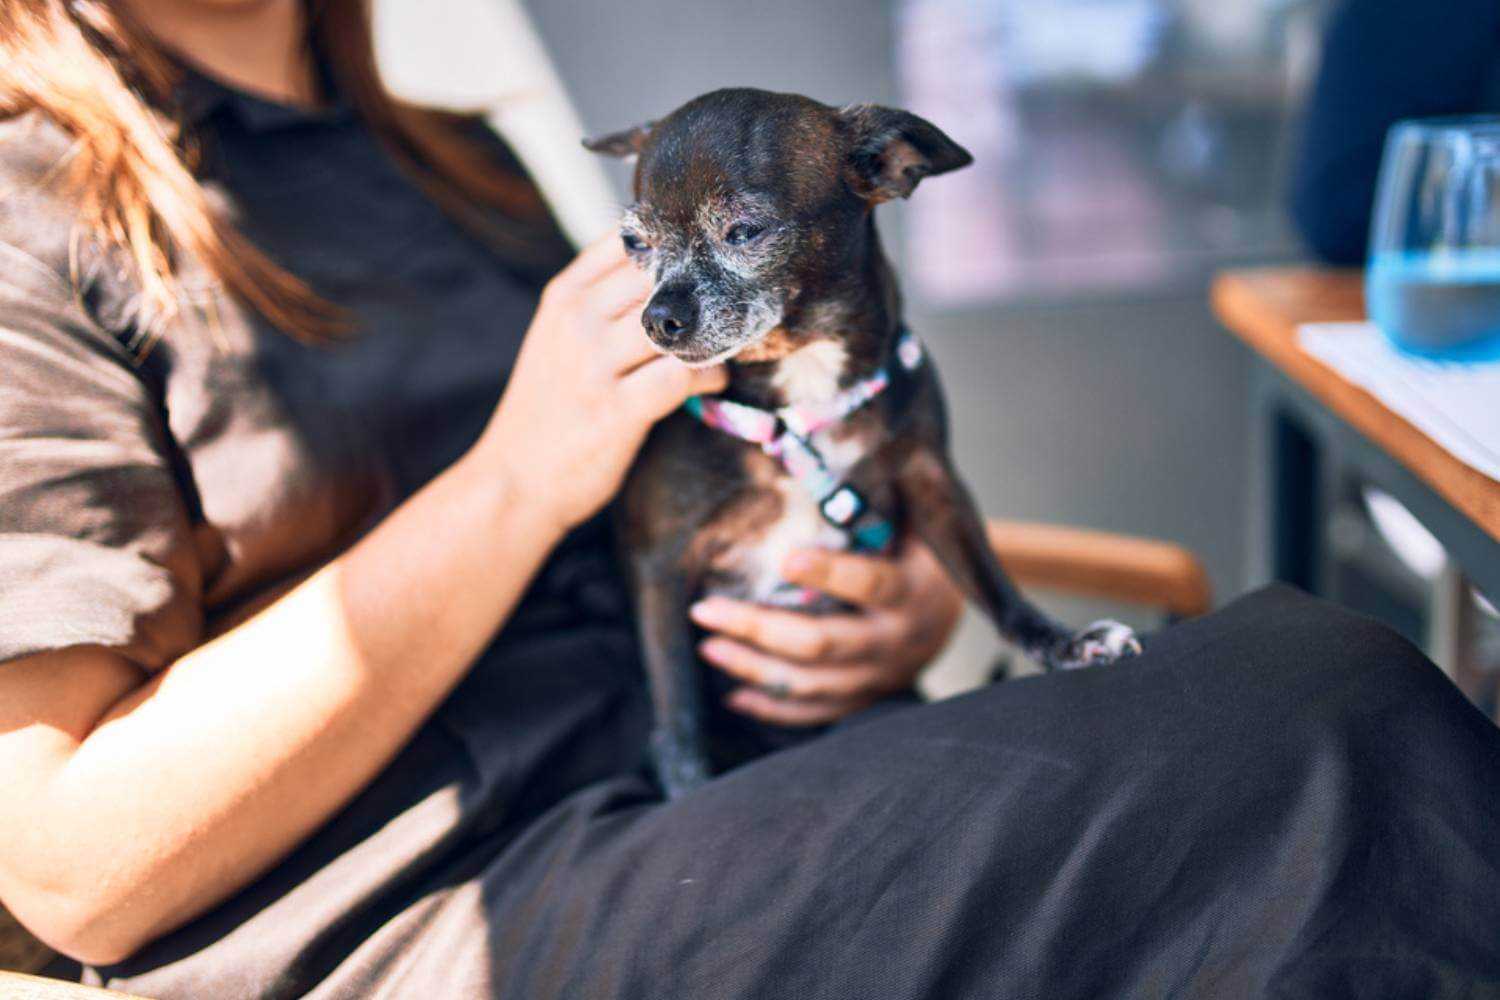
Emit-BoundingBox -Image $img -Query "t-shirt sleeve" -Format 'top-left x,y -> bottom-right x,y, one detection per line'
0,243 -> 203,670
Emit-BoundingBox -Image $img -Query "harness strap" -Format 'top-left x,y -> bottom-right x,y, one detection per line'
683,329 -> 925,603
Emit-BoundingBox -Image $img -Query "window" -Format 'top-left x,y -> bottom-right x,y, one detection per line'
898,0 -> 1323,305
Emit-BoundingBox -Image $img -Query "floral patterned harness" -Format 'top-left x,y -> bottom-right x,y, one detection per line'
682,330 -> 926,606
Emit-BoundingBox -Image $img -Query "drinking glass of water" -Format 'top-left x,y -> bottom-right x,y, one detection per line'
1367,116 -> 1500,361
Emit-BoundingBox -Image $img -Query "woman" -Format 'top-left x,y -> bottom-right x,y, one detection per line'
0,2 -> 1496,998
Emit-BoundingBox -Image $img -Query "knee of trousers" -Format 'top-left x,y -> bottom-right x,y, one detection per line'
1202,583 -> 1453,736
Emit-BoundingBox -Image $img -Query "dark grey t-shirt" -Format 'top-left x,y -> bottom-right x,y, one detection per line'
0,77 -> 650,996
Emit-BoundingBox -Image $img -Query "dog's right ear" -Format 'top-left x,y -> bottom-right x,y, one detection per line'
582,121 -> 654,159
838,104 -> 972,203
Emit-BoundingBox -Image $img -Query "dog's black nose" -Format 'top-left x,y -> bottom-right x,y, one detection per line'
643,287 -> 699,345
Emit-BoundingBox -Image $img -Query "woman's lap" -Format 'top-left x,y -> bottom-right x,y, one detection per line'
321,585 -> 1500,999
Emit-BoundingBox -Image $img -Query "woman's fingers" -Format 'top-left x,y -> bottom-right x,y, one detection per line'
573,246 -> 654,371
603,309 -> 665,375
781,549 -> 908,610
622,354 -> 727,420
699,636 -> 893,701
688,596 -> 887,663
609,325 -> 666,375
594,264 -> 654,323
551,232 -> 630,294
723,685 -> 879,727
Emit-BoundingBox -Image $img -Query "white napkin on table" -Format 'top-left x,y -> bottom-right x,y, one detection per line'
1296,322 -> 1500,484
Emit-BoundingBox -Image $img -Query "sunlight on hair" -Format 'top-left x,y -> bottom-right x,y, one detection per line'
0,0 -> 550,345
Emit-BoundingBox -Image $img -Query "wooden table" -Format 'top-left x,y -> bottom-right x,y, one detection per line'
1212,267 -> 1500,604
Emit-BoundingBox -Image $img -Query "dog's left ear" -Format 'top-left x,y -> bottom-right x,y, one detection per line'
838,105 -> 972,203
582,121 -> 655,159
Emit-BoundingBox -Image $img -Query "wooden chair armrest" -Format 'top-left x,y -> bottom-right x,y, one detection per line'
986,519 -> 1212,618
0,972 -> 149,999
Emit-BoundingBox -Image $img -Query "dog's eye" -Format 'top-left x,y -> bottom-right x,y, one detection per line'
621,232 -> 650,253
725,223 -> 765,246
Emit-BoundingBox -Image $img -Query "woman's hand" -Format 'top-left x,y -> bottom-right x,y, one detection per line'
688,537 -> 965,726
475,234 -> 727,534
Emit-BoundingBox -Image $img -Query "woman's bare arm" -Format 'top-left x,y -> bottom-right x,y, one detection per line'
0,457 -> 557,965
0,238 -> 725,965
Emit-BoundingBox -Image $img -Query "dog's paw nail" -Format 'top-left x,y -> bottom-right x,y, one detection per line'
1058,620 -> 1141,669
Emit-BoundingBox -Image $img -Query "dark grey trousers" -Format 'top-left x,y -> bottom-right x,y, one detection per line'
98,586 -> 1500,999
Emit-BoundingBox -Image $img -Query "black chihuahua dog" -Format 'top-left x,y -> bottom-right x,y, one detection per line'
586,89 -> 1141,798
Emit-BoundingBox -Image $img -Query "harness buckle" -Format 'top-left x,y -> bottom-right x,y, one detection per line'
820,485 -> 866,527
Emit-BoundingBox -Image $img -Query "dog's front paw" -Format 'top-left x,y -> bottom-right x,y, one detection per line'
1052,619 -> 1142,670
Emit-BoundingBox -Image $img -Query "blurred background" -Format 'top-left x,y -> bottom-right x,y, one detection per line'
377,0 -> 1498,697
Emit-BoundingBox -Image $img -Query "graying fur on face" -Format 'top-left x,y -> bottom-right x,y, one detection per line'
621,193 -> 796,364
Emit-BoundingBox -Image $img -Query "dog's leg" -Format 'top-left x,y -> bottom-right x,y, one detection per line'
632,560 -> 714,798
897,447 -> 1141,670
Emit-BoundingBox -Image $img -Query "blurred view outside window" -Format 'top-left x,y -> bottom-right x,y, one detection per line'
899,0 -> 1325,305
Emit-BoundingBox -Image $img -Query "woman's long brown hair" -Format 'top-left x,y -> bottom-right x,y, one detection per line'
0,0 -> 552,340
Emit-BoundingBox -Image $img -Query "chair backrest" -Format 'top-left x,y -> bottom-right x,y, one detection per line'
374,0 -> 621,248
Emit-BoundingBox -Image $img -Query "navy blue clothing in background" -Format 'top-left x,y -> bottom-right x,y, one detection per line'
1290,0 -> 1500,265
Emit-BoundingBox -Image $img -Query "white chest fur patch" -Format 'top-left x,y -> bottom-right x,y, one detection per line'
772,340 -> 849,407
725,337 -> 874,603
741,478 -> 850,602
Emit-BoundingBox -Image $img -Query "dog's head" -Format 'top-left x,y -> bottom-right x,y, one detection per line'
585,88 -> 971,366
